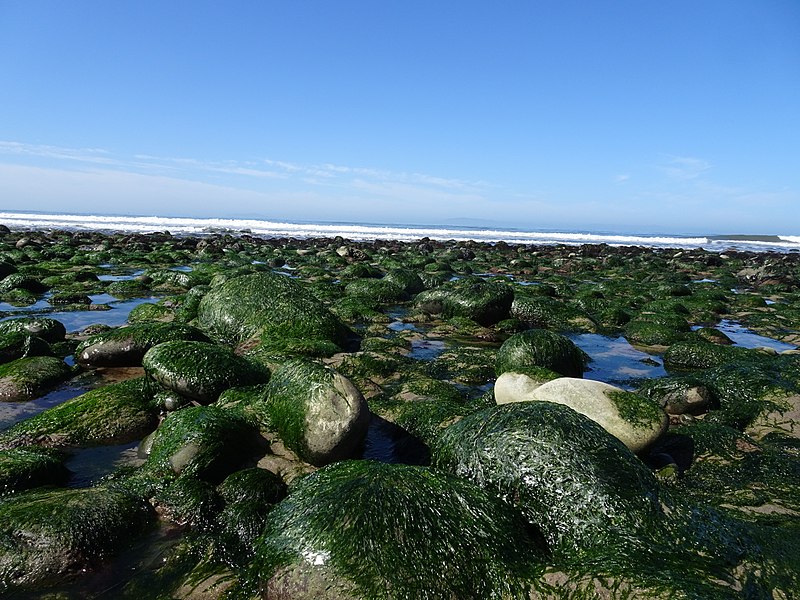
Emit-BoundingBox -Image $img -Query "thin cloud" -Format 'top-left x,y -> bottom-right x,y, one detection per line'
660,155 -> 712,180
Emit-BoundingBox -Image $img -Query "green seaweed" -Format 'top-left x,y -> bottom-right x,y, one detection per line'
0,446 -> 68,494
0,356 -> 72,402
0,484 -> 154,592
435,401 -> 662,558
246,460 -> 544,600
142,340 -> 270,404
495,328 -> 587,378
0,376 -> 160,449
606,390 -> 666,429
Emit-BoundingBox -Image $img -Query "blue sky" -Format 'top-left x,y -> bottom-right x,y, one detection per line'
1,1 -> 798,234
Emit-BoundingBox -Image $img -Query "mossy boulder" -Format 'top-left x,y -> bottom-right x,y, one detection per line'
524,378 -> 669,453
0,484 -> 154,592
0,316 -> 66,343
344,278 -> 408,303
415,277 -> 514,325
663,340 -> 743,370
251,460 -> 543,600
0,272 -> 47,294
624,320 -> 687,346
0,446 -> 68,494
197,271 -> 354,353
0,356 -> 72,402
0,331 -> 51,365
637,376 -> 712,415
0,377 -> 159,449
263,360 -> 370,466
510,295 -> 594,332
383,268 -> 425,294
138,405 -> 261,485
495,329 -> 587,378
216,467 -> 288,561
75,322 -> 211,368
435,402 -> 663,558
142,340 -> 270,405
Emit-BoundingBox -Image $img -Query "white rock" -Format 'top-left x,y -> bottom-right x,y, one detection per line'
494,371 -> 550,405
528,378 -> 668,453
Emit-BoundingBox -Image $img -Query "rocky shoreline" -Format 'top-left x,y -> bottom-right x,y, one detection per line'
0,227 -> 799,599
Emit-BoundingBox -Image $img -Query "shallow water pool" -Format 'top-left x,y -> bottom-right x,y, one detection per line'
569,333 -> 667,389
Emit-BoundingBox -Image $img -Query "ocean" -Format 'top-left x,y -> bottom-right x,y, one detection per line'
2,211 -> 799,253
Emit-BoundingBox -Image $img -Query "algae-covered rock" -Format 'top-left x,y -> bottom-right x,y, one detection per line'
140,405 -> 260,483
637,376 -> 712,415
264,360 -> 370,466
143,340 -> 270,404
217,467 -> 287,561
344,278 -> 408,303
0,484 -> 154,592
0,316 -> 66,343
251,460 -> 542,600
493,369 -> 559,405
415,277 -> 514,325
0,355 -> 72,402
75,322 -> 211,367
436,402 -> 662,557
495,329 -> 587,378
0,331 -> 51,365
383,268 -> 425,294
196,272 -> 353,352
0,446 -> 68,494
525,378 -> 669,452
663,340 -> 742,370
0,272 -> 47,294
0,376 -> 159,449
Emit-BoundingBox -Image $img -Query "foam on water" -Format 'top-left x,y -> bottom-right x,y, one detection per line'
3,211 -> 798,252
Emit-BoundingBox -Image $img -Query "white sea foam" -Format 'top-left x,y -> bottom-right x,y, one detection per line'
1,212 -> 798,253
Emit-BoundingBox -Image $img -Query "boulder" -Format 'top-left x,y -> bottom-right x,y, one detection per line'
0,356 -> 72,402
142,340 -> 270,405
216,467 -> 288,560
75,322 -> 211,368
196,272 -> 353,352
139,405 -> 258,483
0,485 -> 154,591
0,317 -> 66,343
264,360 -> 370,466
0,446 -> 68,494
415,277 -> 514,325
495,329 -> 587,378
0,377 -> 159,449
525,378 -> 669,452
493,369 -> 559,405
251,460 -> 542,599
435,401 -> 663,558
0,331 -> 51,365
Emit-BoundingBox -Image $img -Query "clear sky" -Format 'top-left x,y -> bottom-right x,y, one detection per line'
1,1 -> 798,234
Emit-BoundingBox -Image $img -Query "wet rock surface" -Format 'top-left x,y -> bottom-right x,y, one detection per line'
0,228 -> 798,598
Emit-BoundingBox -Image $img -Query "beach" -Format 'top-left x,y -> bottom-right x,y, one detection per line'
1,223 -> 799,598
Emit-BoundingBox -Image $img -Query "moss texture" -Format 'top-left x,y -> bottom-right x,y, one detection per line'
0,355 -> 72,402
435,401 -> 662,559
495,328 -> 587,378
0,376 -> 160,449
0,446 -> 68,495
248,460 -> 544,600
196,271 -> 353,351
142,340 -> 270,404
0,484 -> 154,592
75,322 -> 211,367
